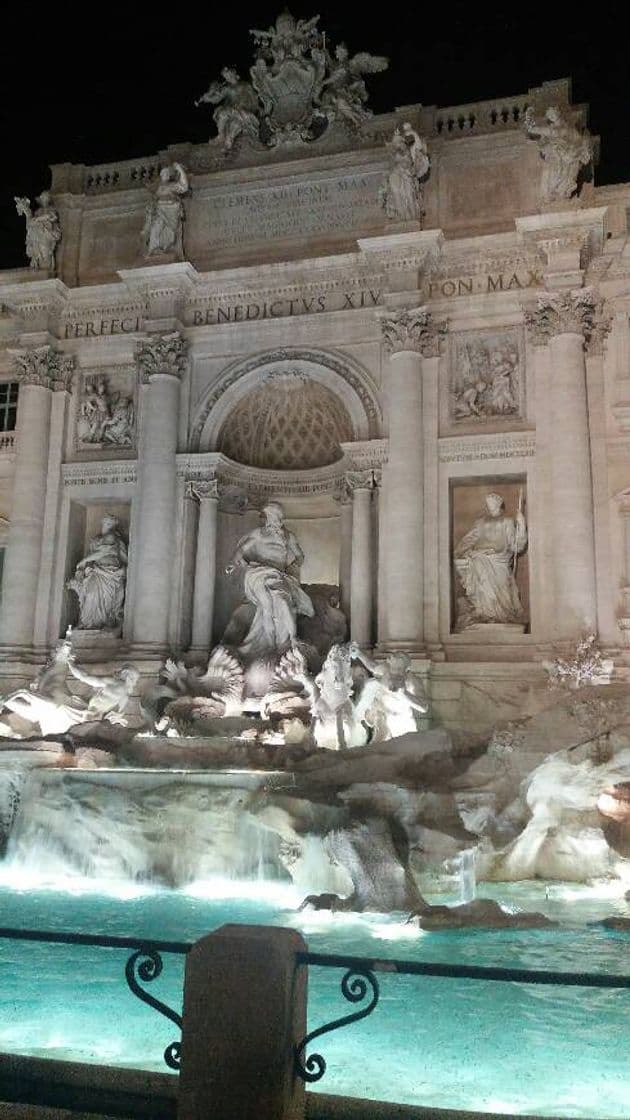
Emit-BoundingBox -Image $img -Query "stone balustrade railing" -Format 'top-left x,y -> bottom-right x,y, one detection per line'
50,79 -> 574,196
84,157 -> 165,193
434,94 -> 532,136
0,433 -> 16,453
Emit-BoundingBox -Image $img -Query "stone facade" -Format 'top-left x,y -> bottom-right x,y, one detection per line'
0,53 -> 628,727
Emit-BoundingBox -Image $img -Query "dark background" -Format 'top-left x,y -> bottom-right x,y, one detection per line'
1,0 -> 627,269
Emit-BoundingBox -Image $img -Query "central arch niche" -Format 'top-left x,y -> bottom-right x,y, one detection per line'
218,370 -> 353,470
190,348 -> 382,453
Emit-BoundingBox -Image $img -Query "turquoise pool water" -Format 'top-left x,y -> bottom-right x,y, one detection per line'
0,872 -> 628,1118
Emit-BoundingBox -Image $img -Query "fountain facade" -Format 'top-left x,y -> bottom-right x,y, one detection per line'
0,4 -> 627,943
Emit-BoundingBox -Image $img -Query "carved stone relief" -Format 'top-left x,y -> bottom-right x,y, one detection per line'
76,368 -> 136,450
449,328 -> 523,425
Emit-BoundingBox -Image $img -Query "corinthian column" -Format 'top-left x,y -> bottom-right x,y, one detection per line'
0,347 -> 73,647
526,289 -> 610,637
131,332 -> 187,649
380,307 -> 446,651
188,479 -> 219,652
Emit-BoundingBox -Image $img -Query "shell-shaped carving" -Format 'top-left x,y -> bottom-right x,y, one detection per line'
164,694 -> 228,724
273,643 -> 308,686
196,645 -> 245,702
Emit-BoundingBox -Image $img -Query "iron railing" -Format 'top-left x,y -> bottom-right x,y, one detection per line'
1,926 -> 629,1091
0,926 -> 191,1070
294,948 -> 630,1084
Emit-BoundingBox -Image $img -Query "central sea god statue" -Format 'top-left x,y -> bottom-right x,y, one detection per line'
225,501 -> 314,661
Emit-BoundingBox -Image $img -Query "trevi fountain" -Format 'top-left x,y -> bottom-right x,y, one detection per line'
0,11 -> 628,1118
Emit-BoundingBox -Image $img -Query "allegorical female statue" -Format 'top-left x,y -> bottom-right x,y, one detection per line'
67,515 -> 128,630
142,162 -> 189,256
454,491 -> 527,631
14,192 -> 61,271
524,106 -> 593,202
225,501 -> 314,660
380,122 -> 430,222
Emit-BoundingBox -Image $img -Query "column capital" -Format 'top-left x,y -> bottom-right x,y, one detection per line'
344,468 -> 380,494
379,306 -> 447,357
524,288 -> 611,351
50,352 -> 76,392
9,345 -> 75,390
186,478 -> 220,502
136,331 -> 188,382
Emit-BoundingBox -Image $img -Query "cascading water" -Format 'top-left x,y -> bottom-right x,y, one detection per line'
458,847 -> 476,903
3,767 -> 296,888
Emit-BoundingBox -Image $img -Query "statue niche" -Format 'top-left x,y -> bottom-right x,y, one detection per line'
67,514 -> 128,633
452,483 -> 529,633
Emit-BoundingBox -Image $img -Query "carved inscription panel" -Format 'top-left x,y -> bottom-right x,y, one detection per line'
191,170 -> 384,252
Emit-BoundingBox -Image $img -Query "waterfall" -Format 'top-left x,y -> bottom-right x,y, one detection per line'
458,848 -> 476,903
0,769 -> 27,858
2,767 -> 290,888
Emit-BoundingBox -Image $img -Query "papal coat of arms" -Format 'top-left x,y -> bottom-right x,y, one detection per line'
196,11 -> 388,151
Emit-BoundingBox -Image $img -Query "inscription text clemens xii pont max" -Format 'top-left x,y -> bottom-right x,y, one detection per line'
198,173 -> 383,250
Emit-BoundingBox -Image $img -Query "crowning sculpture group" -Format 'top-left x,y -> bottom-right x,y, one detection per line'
14,21 -> 594,274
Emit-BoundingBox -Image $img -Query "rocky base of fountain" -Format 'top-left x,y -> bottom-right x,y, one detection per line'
1,676 -> 630,911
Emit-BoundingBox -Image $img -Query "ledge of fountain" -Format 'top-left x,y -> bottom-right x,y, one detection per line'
45,766 -> 295,791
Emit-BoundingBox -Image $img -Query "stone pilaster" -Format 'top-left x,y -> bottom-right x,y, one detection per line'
346,470 -> 377,648
526,290 -> 610,637
334,487 -> 353,623
615,490 -> 630,645
379,306 -> 446,651
187,479 -> 219,652
0,347 -> 74,647
131,332 -> 187,649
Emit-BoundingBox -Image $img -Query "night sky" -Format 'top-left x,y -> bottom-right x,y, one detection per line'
0,0 -> 627,269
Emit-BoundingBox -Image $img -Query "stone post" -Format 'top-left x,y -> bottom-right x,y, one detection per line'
379,307 -> 446,652
188,479 -> 219,652
178,923 -> 307,1120
131,332 -> 187,649
527,290 -> 609,637
347,470 -> 376,647
0,347 -> 73,647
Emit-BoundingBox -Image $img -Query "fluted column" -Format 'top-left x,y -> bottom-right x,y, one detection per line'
131,332 -> 187,648
188,479 -> 219,652
347,470 -> 376,647
380,307 -> 446,651
0,347 -> 73,647
526,290 -> 610,637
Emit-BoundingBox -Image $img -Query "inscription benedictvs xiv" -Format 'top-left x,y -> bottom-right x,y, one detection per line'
191,289 -> 382,326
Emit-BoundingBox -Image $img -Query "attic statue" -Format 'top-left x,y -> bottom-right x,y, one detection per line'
14,192 -> 61,271
142,162 -> 189,256
524,106 -> 593,202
